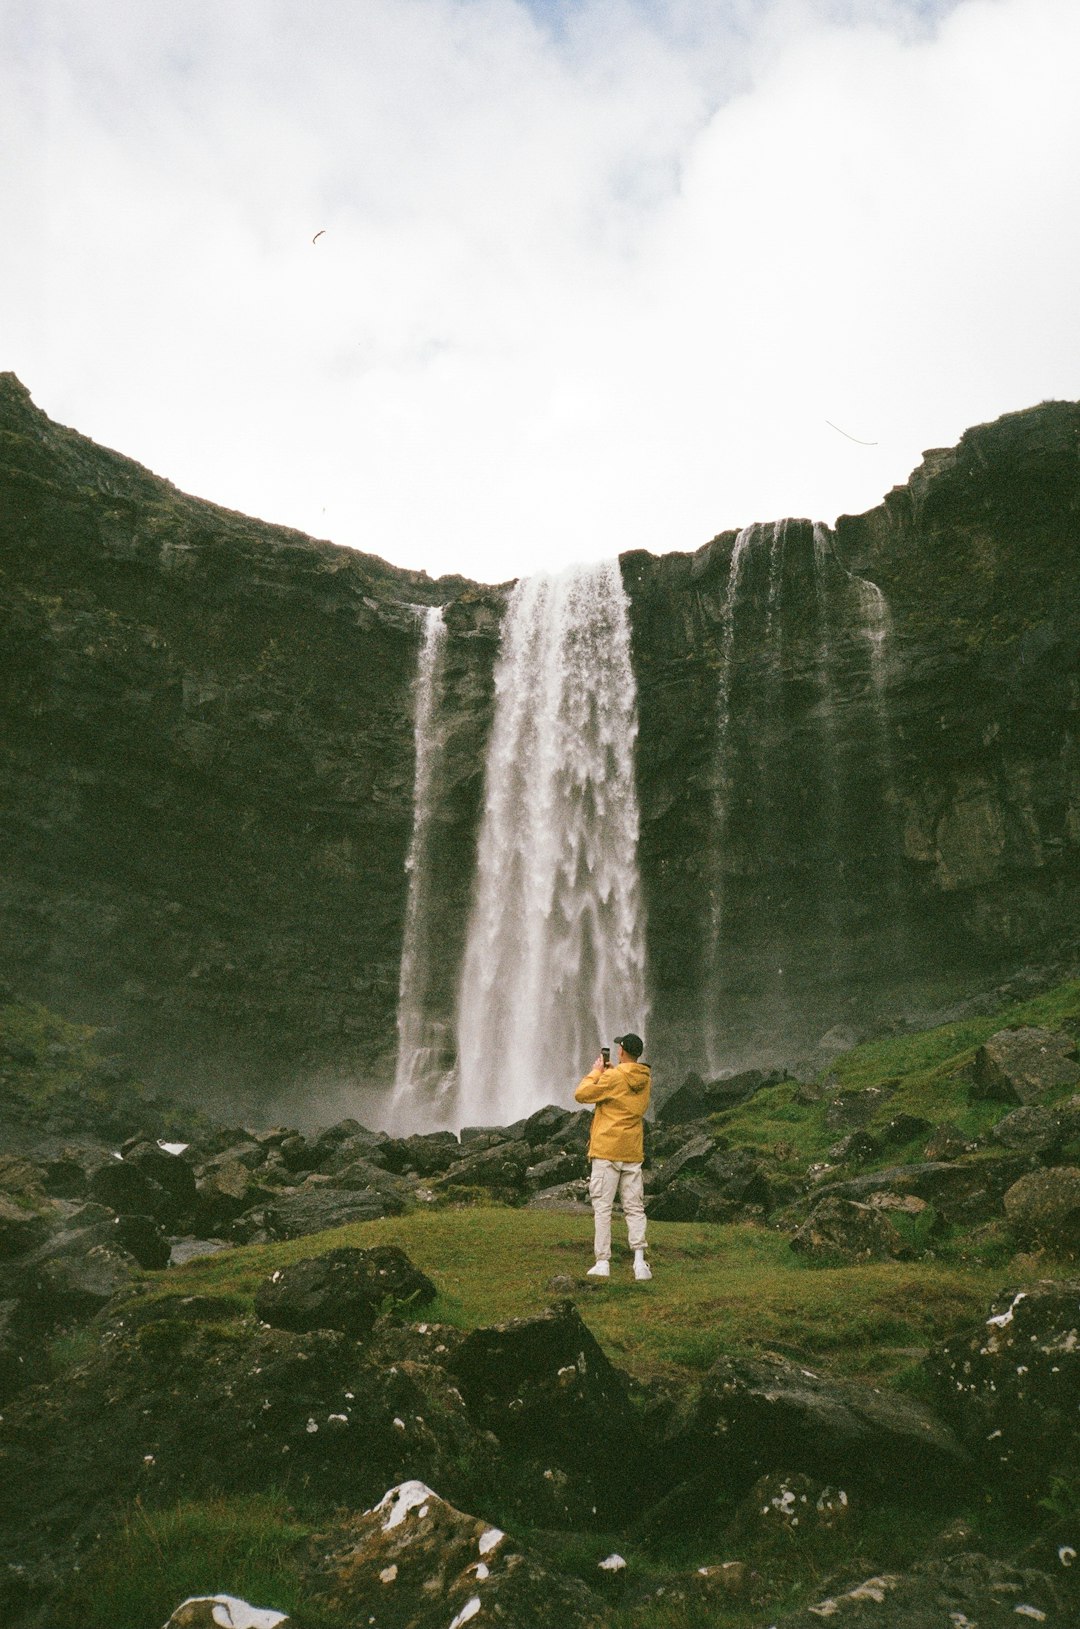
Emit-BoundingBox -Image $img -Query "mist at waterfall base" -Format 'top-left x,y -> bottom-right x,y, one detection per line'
389,561 -> 648,1135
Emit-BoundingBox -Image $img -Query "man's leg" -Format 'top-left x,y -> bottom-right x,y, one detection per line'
618,1163 -> 651,1279
588,1159 -> 619,1274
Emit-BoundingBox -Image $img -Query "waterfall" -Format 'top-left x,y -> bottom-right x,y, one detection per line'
703,519 -> 908,1074
389,604 -> 449,1129
454,561 -> 648,1128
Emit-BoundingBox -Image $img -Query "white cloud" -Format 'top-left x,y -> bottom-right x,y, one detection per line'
2,0 -> 1077,582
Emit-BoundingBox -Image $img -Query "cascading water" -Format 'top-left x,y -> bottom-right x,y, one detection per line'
453,561 -> 648,1127
703,519 -> 910,1074
389,604 -> 449,1129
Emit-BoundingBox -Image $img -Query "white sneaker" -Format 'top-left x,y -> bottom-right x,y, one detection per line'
633,1259 -> 652,1281
586,1260 -> 610,1278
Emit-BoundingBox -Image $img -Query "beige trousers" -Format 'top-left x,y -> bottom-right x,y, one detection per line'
589,1158 -> 647,1260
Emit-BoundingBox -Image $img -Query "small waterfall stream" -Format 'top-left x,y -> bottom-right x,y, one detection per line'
703,521 -> 908,1073
453,561 -> 648,1127
389,604 -> 449,1128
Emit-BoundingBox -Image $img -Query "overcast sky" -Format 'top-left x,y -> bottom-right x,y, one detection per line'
3,0 -> 1078,583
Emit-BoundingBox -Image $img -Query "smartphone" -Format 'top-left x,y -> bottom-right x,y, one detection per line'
601,1047 -> 610,1065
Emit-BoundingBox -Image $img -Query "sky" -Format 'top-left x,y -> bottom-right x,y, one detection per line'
3,0 -> 1078,584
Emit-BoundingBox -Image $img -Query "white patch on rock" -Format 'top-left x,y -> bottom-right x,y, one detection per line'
1014,1608 -> 1046,1622
477,1528 -> 504,1556
393,1417 -> 406,1431
1059,1546 -> 1077,1567
169,1596 -> 289,1629
379,1565 -> 398,1584
598,1554 -> 627,1571
371,1481 -> 440,1532
305,1419 -> 318,1434
987,1291 -> 1027,1328
446,1596 -> 482,1629
158,1141 -> 190,1155
473,1563 -> 490,1580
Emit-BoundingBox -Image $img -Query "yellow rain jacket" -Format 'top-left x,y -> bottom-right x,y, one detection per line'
575,1059 -> 651,1162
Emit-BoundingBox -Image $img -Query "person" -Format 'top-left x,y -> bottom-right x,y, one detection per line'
574,1032 -> 652,1281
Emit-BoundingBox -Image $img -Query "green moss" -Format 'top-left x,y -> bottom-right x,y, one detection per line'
49,1493 -> 330,1629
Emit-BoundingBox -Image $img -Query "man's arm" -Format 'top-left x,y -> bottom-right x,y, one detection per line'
575,1059 -> 611,1104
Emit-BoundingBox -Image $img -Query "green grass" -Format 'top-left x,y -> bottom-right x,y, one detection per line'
708,977 -> 1080,1174
49,1493 -> 332,1629
135,1209 -> 1011,1384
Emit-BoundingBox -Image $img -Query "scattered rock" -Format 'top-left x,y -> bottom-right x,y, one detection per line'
656,1069 -> 785,1126
731,1471 -> 854,1548
926,1278 -> 1080,1494
790,1197 -> 908,1263
769,1551 -> 1063,1628
1003,1167 -> 1080,1254
306,1480 -> 601,1629
971,1027 -> 1080,1105
254,1246 -> 436,1338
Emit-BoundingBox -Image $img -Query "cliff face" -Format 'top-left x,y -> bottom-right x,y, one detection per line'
0,373 -> 501,1111
628,403 -> 1080,1078
2,373 -> 1078,1112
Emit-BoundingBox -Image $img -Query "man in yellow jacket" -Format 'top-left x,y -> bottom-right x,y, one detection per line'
574,1032 -> 652,1281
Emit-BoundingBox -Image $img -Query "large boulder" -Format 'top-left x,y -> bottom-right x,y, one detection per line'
254,1246 -> 436,1337
789,1197 -> 908,1263
448,1302 -> 639,1488
1003,1166 -> 1080,1253
119,1141 -> 197,1226
926,1278 -> 1080,1497
971,1026 -> 1080,1104
306,1481 -> 601,1629
253,1183 -> 405,1240
810,1158 -> 1028,1226
379,1132 -> 461,1177
660,1352 -> 969,1498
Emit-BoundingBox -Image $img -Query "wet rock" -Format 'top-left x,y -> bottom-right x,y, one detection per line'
193,1161 -> 270,1232
524,1179 -> 590,1212
923,1121 -> 971,1160
971,1027 -> 1080,1105
120,1141 -> 197,1225
254,1246 -> 436,1338
811,1159 -> 1027,1226
1003,1167 -> 1080,1254
524,1150 -> 582,1192
0,1312 -> 501,1595
379,1131 -> 461,1177
663,1351 -> 968,1498
824,1086 -> 894,1132
88,1156 -> 166,1219
926,1278 -> 1080,1495
991,1105 -> 1067,1157
448,1302 -> 639,1502
768,1552 -> 1063,1628
827,1131 -> 882,1165
656,1069 -> 785,1126
731,1471 -> 854,1549
306,1481 -> 601,1629
433,1139 -> 531,1198
790,1197 -> 908,1263
0,1194 -> 51,1262
248,1182 -> 403,1240
647,1132 -> 718,1192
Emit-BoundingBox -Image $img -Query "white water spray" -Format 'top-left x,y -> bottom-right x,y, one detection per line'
390,605 -> 448,1125
454,562 -> 648,1127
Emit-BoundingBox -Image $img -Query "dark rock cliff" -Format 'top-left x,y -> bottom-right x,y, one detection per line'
0,373 -> 501,1113
629,403 -> 1080,1078
2,373 -> 1079,1113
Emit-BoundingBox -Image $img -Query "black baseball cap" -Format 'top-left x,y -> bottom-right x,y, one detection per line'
614,1033 -> 644,1059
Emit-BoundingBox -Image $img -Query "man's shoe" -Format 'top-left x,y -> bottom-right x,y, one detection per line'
586,1260 -> 610,1278
633,1259 -> 652,1281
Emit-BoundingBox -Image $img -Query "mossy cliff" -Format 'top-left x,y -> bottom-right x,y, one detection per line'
1,373 -> 1078,1109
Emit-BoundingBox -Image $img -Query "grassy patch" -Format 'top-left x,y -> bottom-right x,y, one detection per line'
49,1493 -> 330,1629
145,1210 -> 1007,1384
